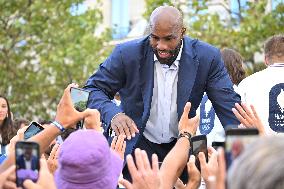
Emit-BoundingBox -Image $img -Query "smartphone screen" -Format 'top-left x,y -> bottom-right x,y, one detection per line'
70,87 -> 90,129
70,87 -> 90,112
190,135 -> 208,171
24,122 -> 44,140
225,128 -> 259,169
16,141 -> 40,187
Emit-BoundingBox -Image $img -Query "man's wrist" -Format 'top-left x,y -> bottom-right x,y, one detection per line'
110,112 -> 125,124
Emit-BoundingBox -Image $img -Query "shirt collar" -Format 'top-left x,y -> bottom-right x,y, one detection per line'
269,62 -> 284,67
154,40 -> 184,63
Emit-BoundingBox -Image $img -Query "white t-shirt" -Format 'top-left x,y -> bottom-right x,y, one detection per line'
238,64 -> 284,135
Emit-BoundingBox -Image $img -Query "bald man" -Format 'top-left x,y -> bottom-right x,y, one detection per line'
85,6 -> 240,181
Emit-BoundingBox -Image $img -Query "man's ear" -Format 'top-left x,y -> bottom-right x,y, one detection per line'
264,56 -> 270,66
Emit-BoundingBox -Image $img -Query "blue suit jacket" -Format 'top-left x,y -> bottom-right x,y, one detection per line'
85,36 -> 240,156
16,155 -> 38,170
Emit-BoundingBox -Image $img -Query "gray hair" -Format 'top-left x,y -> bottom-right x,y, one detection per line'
228,136 -> 284,189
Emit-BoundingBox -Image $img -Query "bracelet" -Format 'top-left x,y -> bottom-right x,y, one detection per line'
52,121 -> 65,132
178,131 -> 192,142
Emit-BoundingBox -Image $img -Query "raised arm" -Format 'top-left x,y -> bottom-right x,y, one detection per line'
0,84 -> 96,172
84,45 -> 125,129
160,102 -> 199,189
84,45 -> 138,139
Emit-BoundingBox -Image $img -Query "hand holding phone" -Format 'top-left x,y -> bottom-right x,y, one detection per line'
16,141 -> 40,188
70,87 -> 90,129
24,122 -> 44,140
190,135 -> 208,171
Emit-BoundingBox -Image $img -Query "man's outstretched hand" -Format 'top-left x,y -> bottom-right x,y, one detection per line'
111,113 -> 139,140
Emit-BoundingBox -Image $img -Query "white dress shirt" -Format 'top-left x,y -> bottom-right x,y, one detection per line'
144,42 -> 183,144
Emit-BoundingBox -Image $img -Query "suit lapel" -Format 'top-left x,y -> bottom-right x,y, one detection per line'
177,38 -> 199,119
139,44 -> 154,125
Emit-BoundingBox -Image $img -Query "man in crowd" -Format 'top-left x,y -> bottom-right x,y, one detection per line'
17,147 -> 38,170
84,5 -> 240,180
237,34 -> 284,135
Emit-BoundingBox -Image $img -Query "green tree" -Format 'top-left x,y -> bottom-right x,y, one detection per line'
144,0 -> 284,72
74,100 -> 87,112
0,0 -> 111,120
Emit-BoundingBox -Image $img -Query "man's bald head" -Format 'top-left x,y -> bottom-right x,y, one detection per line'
149,6 -> 183,31
148,6 -> 185,66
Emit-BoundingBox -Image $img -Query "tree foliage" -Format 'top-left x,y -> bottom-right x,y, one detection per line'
0,0 -> 111,120
144,0 -> 284,70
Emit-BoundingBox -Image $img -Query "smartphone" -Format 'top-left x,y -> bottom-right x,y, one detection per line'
70,87 -> 90,129
24,121 -> 44,140
225,128 -> 259,169
190,135 -> 208,171
15,141 -> 40,188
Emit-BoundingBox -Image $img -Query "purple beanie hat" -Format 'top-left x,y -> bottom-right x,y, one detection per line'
54,130 -> 123,189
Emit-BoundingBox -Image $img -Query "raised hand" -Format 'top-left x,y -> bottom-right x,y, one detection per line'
119,149 -> 161,189
199,147 -> 218,187
232,103 -> 266,135
178,102 -> 200,135
47,143 -> 60,175
84,109 -> 102,131
110,135 -> 126,160
55,83 -> 92,129
185,155 -> 201,189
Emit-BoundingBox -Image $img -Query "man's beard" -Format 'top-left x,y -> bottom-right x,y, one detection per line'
153,41 -> 182,66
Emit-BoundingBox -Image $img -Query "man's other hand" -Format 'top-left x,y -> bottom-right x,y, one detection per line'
111,114 -> 139,140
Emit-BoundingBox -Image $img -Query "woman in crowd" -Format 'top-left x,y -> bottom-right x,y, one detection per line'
0,95 -> 16,155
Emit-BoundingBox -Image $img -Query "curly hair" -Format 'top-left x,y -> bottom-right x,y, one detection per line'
221,48 -> 246,85
0,95 -> 16,145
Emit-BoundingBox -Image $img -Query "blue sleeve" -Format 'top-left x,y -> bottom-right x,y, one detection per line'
84,45 -> 125,131
206,50 -> 241,128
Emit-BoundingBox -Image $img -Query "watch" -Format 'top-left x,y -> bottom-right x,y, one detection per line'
178,131 -> 192,142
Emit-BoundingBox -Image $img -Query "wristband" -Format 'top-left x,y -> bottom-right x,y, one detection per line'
178,131 -> 192,142
52,121 -> 65,132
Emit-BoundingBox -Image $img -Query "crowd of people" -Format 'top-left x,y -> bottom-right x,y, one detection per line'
0,5 -> 284,189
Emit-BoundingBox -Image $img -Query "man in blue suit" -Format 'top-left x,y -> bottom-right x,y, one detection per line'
85,6 -> 240,181
16,148 -> 38,170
